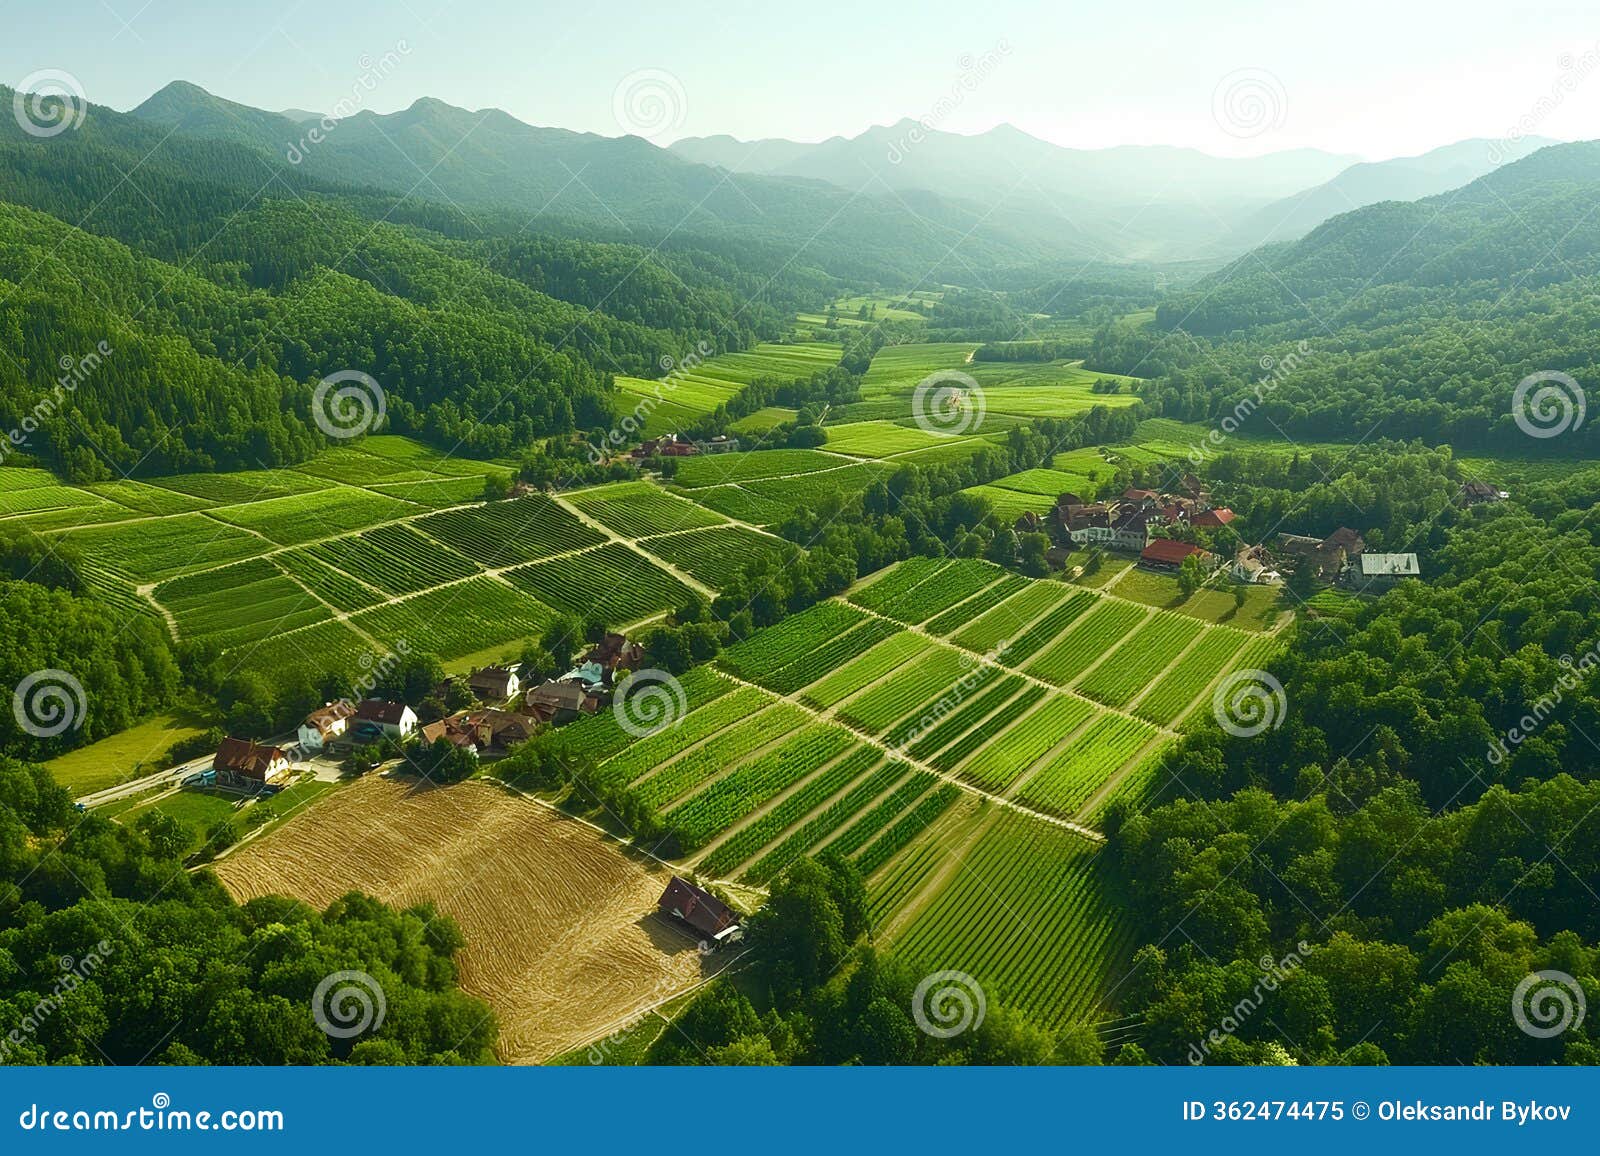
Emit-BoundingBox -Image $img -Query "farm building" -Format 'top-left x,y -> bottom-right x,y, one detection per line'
461,708 -> 541,750
1344,552 -> 1420,591
657,876 -> 742,944
586,633 -> 645,676
354,699 -> 418,741
298,700 -> 355,751
525,680 -> 591,724
694,435 -> 740,454
418,718 -> 481,755
213,737 -> 291,789
1192,507 -> 1236,528
1140,538 -> 1216,571
1231,546 -> 1282,585
1459,480 -> 1508,505
468,664 -> 521,701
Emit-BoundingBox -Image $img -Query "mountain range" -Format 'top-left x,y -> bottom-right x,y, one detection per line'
116,82 -> 1564,269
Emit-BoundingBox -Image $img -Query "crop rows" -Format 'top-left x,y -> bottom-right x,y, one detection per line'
593,685 -> 773,788
1178,635 -> 1285,731
716,601 -> 868,682
348,577 -> 554,661
564,481 -> 725,538
157,558 -> 329,648
1026,600 -> 1148,686
955,694 -> 1097,790
1133,628 -> 1250,724
881,662 -> 1005,749
676,484 -> 792,527
206,486 -> 418,547
672,449 -> 846,487
640,526 -> 794,588
743,761 -> 912,884
759,619 -> 902,696
848,558 -> 948,612
697,747 -> 882,877
64,513 -> 262,582
1083,748 -> 1172,824
1016,714 -> 1162,818
310,523 -> 481,595
875,560 -> 1007,625
867,826 -> 951,927
836,648 -> 975,734
1076,611 -> 1204,707
634,702 -> 807,810
665,725 -> 855,851
418,496 -> 606,568
993,590 -> 1098,666
799,632 -> 931,709
505,543 -> 693,626
889,811 -> 1133,1027
905,674 -> 1027,761
279,550 -> 382,611
855,785 -> 960,876
951,583 -> 1075,652
924,574 -> 1029,635
930,685 -> 1047,771
824,771 -> 938,858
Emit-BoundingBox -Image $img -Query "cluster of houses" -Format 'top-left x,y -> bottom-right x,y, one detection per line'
1013,472 -> 1424,593
630,433 -> 740,460
207,633 -> 649,794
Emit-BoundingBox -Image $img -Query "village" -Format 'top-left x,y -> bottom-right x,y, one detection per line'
1014,470 -> 1436,597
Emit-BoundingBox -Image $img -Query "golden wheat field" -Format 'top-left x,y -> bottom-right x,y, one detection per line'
213,775 -> 719,1063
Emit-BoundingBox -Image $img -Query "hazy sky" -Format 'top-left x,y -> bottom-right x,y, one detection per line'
4,0 -> 1597,159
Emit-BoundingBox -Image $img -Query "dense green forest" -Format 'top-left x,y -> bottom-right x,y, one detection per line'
1109,466 -> 1600,1064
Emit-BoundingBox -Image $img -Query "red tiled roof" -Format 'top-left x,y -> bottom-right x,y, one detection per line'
1193,507 -> 1236,527
1141,539 -> 1210,566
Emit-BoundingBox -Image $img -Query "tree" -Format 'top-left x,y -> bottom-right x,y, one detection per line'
1018,532 -> 1052,577
1177,553 -> 1204,598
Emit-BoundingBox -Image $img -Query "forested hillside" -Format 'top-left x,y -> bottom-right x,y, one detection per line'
1091,141 -> 1600,451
